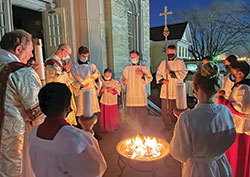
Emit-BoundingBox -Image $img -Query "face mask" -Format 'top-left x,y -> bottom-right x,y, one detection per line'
63,56 -> 70,62
131,58 -> 138,64
168,54 -> 176,60
104,76 -> 112,80
225,65 -> 231,73
80,56 -> 88,62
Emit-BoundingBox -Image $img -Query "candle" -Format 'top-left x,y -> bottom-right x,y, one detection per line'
176,82 -> 187,109
77,88 -> 93,117
34,38 -> 46,86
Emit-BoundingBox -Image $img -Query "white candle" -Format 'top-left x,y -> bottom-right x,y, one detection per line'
77,88 -> 93,117
176,82 -> 187,109
34,38 -> 45,86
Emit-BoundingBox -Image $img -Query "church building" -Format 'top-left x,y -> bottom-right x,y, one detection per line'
0,0 -> 150,78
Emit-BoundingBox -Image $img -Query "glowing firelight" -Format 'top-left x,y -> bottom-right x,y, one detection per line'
124,134 -> 164,160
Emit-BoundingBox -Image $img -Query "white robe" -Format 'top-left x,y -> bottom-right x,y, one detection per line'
228,84 -> 250,135
29,125 -> 107,177
220,74 -> 235,99
71,62 -> 101,115
120,64 -> 153,106
170,103 -> 236,177
100,79 -> 121,105
0,49 -> 44,177
156,58 -> 187,99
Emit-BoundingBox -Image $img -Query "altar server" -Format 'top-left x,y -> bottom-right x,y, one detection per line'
29,83 -> 107,177
218,60 -> 250,177
120,50 -> 152,132
100,68 -> 121,132
71,46 -> 101,116
156,45 -> 187,130
170,62 -> 236,177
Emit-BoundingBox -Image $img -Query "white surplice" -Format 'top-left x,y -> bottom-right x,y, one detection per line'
100,79 -> 121,105
0,49 -> 44,177
228,84 -> 250,135
170,103 -> 236,177
29,126 -> 107,177
156,58 -> 187,99
71,62 -> 101,115
221,73 -> 235,99
120,64 -> 153,106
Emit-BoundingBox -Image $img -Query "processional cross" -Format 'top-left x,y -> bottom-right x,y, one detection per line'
159,6 -> 172,109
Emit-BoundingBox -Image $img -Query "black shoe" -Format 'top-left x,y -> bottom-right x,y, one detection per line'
94,133 -> 102,140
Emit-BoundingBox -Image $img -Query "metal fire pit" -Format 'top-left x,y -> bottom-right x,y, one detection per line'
116,137 -> 170,177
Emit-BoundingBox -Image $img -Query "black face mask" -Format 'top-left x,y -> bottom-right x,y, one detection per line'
168,54 -> 176,60
225,65 -> 232,73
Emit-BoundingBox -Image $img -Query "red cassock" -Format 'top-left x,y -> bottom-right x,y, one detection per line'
218,82 -> 250,177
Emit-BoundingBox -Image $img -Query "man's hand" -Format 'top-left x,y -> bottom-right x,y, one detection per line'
32,63 -> 40,72
135,68 -> 144,77
81,83 -> 89,88
64,60 -> 72,73
216,90 -> 225,99
107,88 -> 112,93
122,80 -> 127,85
162,79 -> 169,85
165,68 -> 170,75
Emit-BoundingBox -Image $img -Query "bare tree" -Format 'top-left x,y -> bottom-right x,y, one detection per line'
172,0 -> 250,60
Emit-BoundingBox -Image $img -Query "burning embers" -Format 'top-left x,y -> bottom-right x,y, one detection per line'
116,134 -> 169,161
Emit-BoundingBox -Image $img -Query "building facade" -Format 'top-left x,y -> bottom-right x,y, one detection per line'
0,0 -> 150,79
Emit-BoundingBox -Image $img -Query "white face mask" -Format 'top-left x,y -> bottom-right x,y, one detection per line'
104,76 -> 112,80
131,58 -> 138,64
63,56 -> 70,62
80,56 -> 88,62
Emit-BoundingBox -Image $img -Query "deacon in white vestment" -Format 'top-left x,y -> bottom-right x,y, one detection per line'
0,30 -> 44,177
45,44 -> 77,125
120,50 -> 152,132
29,125 -> 107,177
156,45 -> 187,130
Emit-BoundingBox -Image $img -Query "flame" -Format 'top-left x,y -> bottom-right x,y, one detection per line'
124,134 -> 163,160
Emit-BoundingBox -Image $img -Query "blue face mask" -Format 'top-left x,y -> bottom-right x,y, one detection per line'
80,56 -> 88,62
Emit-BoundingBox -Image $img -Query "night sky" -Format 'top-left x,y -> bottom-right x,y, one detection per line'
149,0 -> 246,27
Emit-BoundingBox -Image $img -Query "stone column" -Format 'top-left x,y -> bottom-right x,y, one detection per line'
74,0 -> 104,73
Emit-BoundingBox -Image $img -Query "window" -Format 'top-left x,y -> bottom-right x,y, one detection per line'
0,0 -> 12,40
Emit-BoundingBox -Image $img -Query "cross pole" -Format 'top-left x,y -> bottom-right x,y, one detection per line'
159,6 -> 172,109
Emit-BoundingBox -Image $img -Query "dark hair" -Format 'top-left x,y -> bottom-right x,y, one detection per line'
193,62 -> 222,97
167,45 -> 176,50
78,46 -> 89,55
226,55 -> 237,65
38,82 -> 71,117
231,60 -> 250,78
0,29 -> 32,51
202,56 -> 213,61
104,68 -> 112,73
130,50 -> 140,56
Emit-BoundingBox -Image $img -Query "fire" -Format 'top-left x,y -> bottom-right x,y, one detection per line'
124,134 -> 164,160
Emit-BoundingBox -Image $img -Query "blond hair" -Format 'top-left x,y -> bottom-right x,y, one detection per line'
193,62 -> 222,97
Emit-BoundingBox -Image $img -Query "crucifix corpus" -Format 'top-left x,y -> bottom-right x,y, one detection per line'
159,6 -> 172,109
